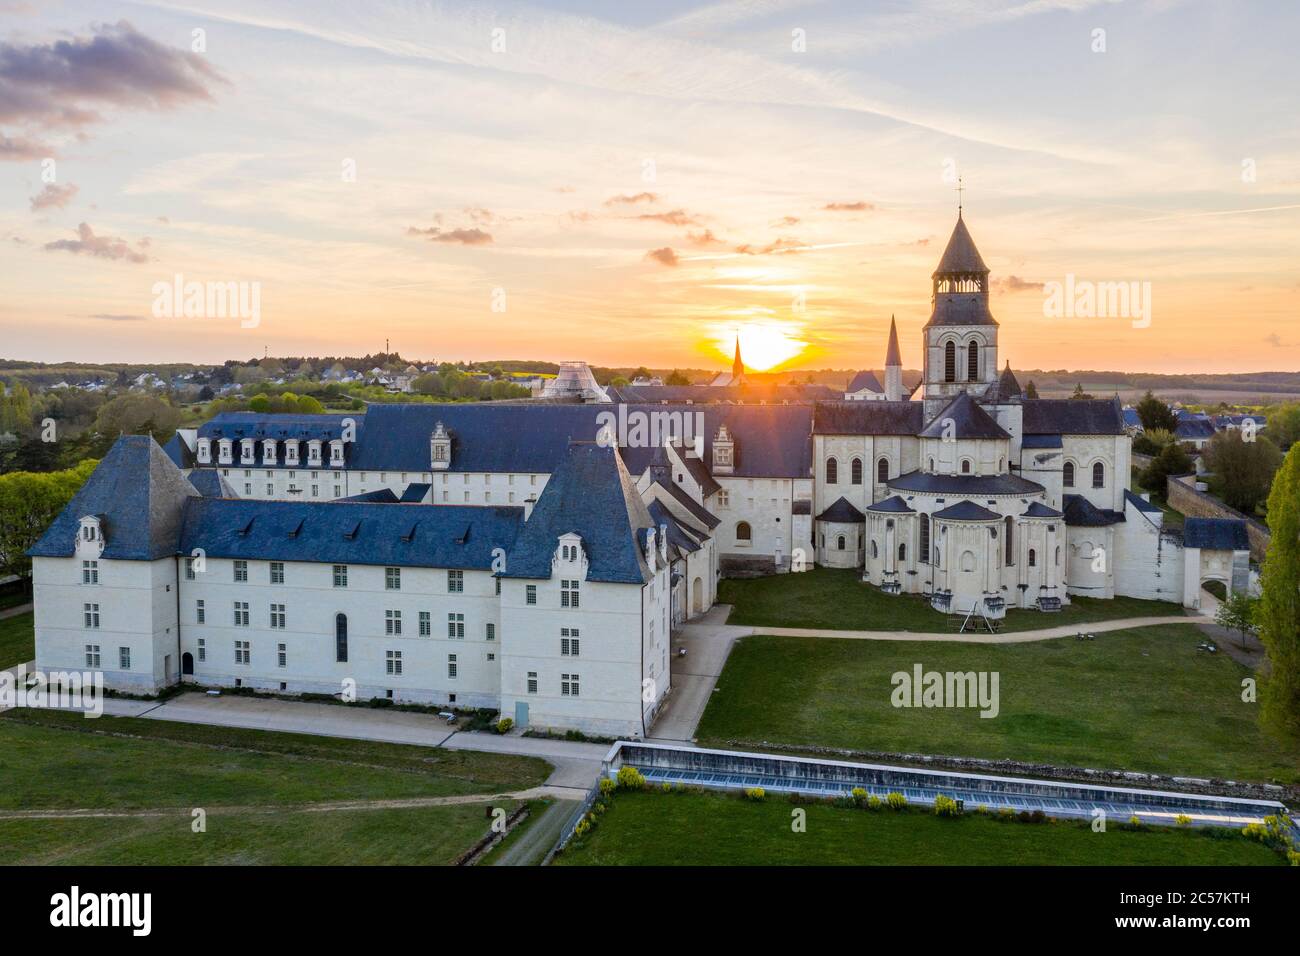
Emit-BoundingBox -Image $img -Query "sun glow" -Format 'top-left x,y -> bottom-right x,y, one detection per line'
711,320 -> 809,372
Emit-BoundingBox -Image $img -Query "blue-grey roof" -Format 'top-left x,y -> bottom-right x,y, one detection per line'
653,478 -> 721,530
846,370 -> 883,393
983,364 -> 1021,402
1022,398 -> 1124,435
933,214 -> 989,276
1021,434 -> 1063,449
1122,407 -> 1142,428
339,489 -> 400,503
606,384 -> 840,403
1183,517 -> 1249,550
1021,501 -> 1062,518
933,500 -> 999,521
1124,489 -> 1161,514
400,483 -> 431,503
1063,494 -> 1124,527
187,469 -> 237,498
28,435 -> 200,560
197,412 -> 361,468
1175,419 -> 1217,440
647,500 -> 702,556
920,392 -> 1009,440
816,496 -> 866,523
163,432 -> 194,469
890,470 -> 1044,496
812,401 -> 924,436
866,495 -> 914,514
178,498 -> 523,570
499,442 -> 655,584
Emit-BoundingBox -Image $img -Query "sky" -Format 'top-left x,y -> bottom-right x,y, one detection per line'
1,0 -> 1298,374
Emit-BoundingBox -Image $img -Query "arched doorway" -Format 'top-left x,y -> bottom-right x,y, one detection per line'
181,652 -> 194,676
692,577 -> 704,613
335,613 -> 348,663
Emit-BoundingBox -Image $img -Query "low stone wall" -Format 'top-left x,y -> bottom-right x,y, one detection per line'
1166,474 -> 1271,562
1131,451 -> 1154,470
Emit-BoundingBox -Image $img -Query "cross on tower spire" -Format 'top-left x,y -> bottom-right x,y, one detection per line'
955,176 -> 965,217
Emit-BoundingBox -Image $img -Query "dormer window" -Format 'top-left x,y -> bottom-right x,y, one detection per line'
76,516 -> 105,558
285,440 -> 300,465
197,439 -> 212,464
240,439 -> 256,464
712,424 -> 735,475
307,440 -> 323,465
217,439 -> 233,465
329,440 -> 345,466
262,439 -> 277,464
430,421 -> 452,471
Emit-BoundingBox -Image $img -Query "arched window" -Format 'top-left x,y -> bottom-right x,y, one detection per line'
960,550 -> 976,572
1055,546 -> 1060,565
1063,461 -> 1075,488
919,514 -> 931,563
1004,515 -> 1014,564
898,542 -> 907,562
1028,548 -> 1037,567
335,613 -> 348,663
826,458 -> 838,484
839,535 -> 847,551
960,459 -> 972,474
944,341 -> 956,382
1092,462 -> 1105,488
736,521 -> 752,542
869,539 -> 876,558
876,458 -> 888,484
851,458 -> 863,485
928,457 -> 935,471
967,341 -> 980,381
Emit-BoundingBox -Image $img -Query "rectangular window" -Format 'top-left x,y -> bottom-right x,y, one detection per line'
525,585 -> 537,606
561,673 -> 580,697
386,650 -> 402,675
266,483 -> 274,496
235,640 -> 250,665
526,671 -> 537,694
448,569 -> 463,593
184,557 -> 196,580
233,560 -> 248,582
495,578 -> 501,596
447,654 -> 458,680
270,603 -> 286,629
244,483 -> 252,495
385,610 -> 401,636
197,638 -> 206,662
84,644 -> 100,668
333,485 -> 342,497
413,611 -> 428,636
333,564 -> 348,588
81,560 -> 98,584
234,602 -> 249,627
561,579 -> 580,608
561,627 -> 580,657
270,561 -> 284,584
385,567 -> 401,590
485,623 -> 495,642
486,652 -> 496,662
83,603 -> 100,629
196,599 -> 205,624
278,643 -> 287,668
447,613 -> 464,639
119,646 -> 131,670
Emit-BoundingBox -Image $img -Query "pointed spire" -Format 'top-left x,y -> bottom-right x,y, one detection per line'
885,314 -> 902,367
933,214 -> 988,277
732,335 -> 744,379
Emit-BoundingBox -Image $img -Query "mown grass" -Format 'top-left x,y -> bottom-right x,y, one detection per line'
0,611 -> 34,668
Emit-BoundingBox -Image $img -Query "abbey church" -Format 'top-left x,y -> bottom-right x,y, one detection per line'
27,213 -> 1247,737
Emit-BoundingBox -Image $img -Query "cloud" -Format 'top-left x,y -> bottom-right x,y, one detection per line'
88,312 -> 146,321
635,209 -> 702,226
733,236 -> 805,256
993,275 -> 1044,293
0,20 -> 225,159
43,222 -> 149,262
1264,333 -> 1292,348
29,182 -> 77,211
644,246 -> 679,266
823,201 -> 873,212
772,216 -> 800,227
406,225 -> 493,245
605,192 -> 659,206
685,229 -> 724,246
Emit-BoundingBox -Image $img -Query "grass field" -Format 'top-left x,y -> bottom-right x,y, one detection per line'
0,708 -> 550,864
0,611 -> 34,668
717,568 -> 1184,633
696,625 -> 1299,784
556,791 -> 1280,866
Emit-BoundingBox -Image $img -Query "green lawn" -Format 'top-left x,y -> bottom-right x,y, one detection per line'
718,567 -> 1184,633
0,709 -> 550,864
0,611 -> 34,668
556,791 -> 1280,866
697,625 -> 1299,784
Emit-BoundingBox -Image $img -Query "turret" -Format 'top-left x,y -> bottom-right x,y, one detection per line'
884,315 -> 903,402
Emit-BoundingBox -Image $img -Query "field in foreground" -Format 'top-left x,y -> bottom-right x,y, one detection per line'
555,791 -> 1280,866
696,625 -> 1298,784
0,709 -> 550,865
0,611 -> 34,669
718,567 -> 1185,633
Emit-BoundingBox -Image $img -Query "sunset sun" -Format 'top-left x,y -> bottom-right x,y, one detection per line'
711,321 -> 809,372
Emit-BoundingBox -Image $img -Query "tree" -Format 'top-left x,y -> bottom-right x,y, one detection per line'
1070,383 -> 1094,400
1256,443 -> 1300,743
1268,403 -> 1300,451
665,370 -> 690,386
1135,390 -> 1178,432
1024,380 -> 1039,399
1139,441 -> 1193,494
0,459 -> 97,589
1203,431 -> 1283,513
92,394 -> 182,447
1214,590 -> 1260,652
197,385 -> 215,402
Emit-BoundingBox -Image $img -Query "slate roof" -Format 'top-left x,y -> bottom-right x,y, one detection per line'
178,498 -> 523,570
1021,434 -> 1063,449
889,470 -> 1045,496
1175,419 -> 1217,441
1183,517 -> 1249,550
400,483 -> 431,503
1124,489 -> 1161,514
1021,398 -> 1125,435
653,478 -> 722,530
933,214 -> 989,276
339,489 -> 400,503
187,469 -> 237,498
680,453 -> 722,497
1122,407 -> 1143,429
846,370 -> 884,393
647,500 -> 702,556
1062,494 -> 1124,527
29,435 -> 200,560
605,384 -> 841,403
984,363 -> 1021,403
933,500 -> 999,521
1021,501 -> 1062,518
812,401 -> 924,436
499,442 -> 656,584
885,316 -> 902,367
920,392 -> 1010,440
816,496 -> 866,523
163,432 -> 194,469
198,412 -> 361,461
866,495 -> 915,514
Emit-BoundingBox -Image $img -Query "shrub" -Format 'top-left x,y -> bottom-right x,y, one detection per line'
1175,814 -> 1193,826
850,787 -> 868,807
494,716 -> 514,735
997,807 -> 1016,821
744,787 -> 766,801
867,795 -> 883,810
616,766 -> 646,790
661,782 -> 673,793
598,777 -> 616,797
885,792 -> 907,811
933,794 -> 962,818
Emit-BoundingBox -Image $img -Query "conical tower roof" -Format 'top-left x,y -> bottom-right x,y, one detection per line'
885,315 -> 902,367
932,213 -> 988,276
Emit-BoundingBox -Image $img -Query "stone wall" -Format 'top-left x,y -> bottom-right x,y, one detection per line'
1166,474 -> 1271,562
1131,451 -> 1154,470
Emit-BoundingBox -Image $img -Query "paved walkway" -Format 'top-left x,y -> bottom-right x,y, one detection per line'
0,602 -> 32,621
757,614 -> 1199,644
488,798 -> 581,866
647,605 -> 747,744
